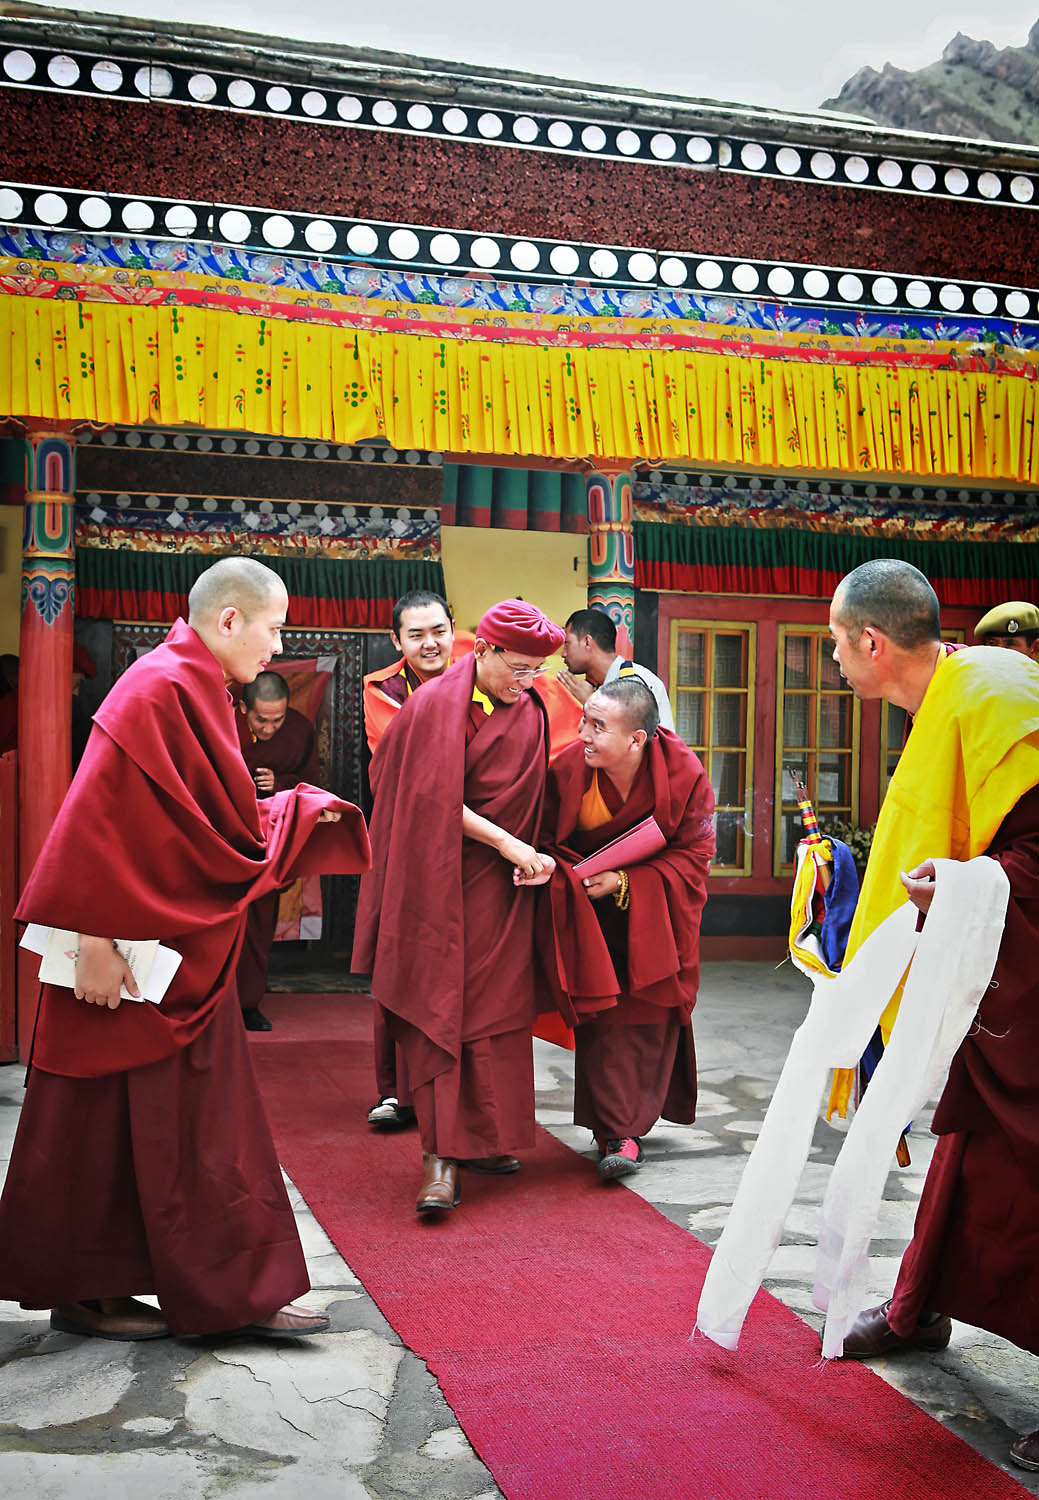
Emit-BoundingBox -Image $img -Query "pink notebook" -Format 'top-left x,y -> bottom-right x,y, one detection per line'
572,816 -> 666,878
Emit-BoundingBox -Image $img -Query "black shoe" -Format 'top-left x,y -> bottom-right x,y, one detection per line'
367,1096 -> 417,1129
242,1007 -> 273,1032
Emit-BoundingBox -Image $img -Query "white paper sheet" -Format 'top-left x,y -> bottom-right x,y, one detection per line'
19,924 -> 182,1005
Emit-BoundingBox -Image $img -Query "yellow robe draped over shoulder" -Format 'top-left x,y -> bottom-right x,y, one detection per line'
827,646 -> 1039,1119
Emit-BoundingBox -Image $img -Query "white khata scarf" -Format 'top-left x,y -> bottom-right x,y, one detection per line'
695,855 -> 1009,1360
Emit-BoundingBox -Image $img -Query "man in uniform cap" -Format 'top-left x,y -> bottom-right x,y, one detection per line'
353,598 -> 565,1214
974,600 -> 1039,662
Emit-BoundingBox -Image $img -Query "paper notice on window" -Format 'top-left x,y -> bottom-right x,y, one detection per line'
19,925 -> 181,1005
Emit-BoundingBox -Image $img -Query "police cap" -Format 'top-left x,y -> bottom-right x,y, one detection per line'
975,600 -> 1039,638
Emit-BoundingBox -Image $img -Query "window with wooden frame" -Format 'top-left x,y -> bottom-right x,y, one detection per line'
669,620 -> 755,875
774,626 -> 860,876
880,631 -> 965,796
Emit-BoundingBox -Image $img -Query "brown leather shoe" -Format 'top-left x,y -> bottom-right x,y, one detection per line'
1011,1430 -> 1039,1471
233,1303 -> 331,1339
416,1153 -> 460,1212
459,1155 -> 521,1174
51,1298 -> 170,1341
840,1300 -> 952,1359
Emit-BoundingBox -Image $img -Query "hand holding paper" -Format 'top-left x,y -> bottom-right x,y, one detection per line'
20,925 -> 182,1006
76,934 -> 140,1008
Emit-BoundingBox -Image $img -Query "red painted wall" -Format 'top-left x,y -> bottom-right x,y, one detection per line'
1,91 -> 1037,285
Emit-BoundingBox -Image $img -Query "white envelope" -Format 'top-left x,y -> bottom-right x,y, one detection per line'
19,924 -> 182,1005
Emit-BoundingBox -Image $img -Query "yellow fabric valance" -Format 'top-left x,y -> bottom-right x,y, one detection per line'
4,294 -> 1039,479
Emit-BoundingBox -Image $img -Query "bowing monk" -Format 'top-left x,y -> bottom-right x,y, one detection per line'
825,560 -> 1039,1474
235,669 -> 320,1032
0,557 -> 370,1341
361,590 -> 457,1130
534,677 -> 714,1179
353,598 -> 565,1214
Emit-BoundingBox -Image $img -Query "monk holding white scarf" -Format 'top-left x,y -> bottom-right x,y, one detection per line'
697,560 -> 1039,1476
829,562 -> 1039,1472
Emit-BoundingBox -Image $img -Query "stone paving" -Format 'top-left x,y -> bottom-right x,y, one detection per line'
1,960 -> 1037,1497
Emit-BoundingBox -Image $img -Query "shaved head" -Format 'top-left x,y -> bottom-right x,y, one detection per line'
833,560 -> 940,651
243,670 -> 290,709
188,557 -> 288,684
188,557 -> 286,626
596,677 -> 659,738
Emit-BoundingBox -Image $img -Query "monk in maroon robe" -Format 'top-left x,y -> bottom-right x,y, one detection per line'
534,677 -> 715,1180
0,558 -> 370,1341
361,590 -> 456,1128
828,558 -> 1039,1474
883,787 -> 1039,1353
234,669 -> 320,1032
353,598 -> 565,1213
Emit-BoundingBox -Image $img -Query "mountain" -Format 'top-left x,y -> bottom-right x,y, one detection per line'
823,21 -> 1039,145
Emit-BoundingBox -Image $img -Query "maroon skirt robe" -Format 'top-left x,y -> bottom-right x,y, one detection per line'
888,784 -> 1039,1352
2,984 -> 309,1332
538,732 -> 715,1141
0,619 -> 370,1332
353,655 -> 549,1159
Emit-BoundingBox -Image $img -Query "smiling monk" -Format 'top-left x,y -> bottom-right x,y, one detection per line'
534,677 -> 715,1181
0,557 -> 370,1342
353,598 -> 564,1214
361,590 -> 459,1130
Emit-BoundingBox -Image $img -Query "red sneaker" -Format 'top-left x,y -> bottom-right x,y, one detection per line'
598,1138 -> 644,1180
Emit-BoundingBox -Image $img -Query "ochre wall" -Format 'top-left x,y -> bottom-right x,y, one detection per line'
0,507 -> 21,655
441,526 -> 587,638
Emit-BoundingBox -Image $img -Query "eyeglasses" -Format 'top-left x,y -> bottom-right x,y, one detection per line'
491,646 -> 549,680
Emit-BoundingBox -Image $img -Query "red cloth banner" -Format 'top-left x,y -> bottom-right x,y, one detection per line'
76,588 -> 393,629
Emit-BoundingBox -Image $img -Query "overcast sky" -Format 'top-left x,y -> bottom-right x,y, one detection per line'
29,1 -> 1039,113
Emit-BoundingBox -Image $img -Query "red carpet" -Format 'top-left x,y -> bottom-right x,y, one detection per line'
251,994 -> 1029,1500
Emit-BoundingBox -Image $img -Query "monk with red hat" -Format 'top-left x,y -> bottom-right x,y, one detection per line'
0,557 -> 371,1341
531,677 -> 715,1180
353,597 -> 565,1213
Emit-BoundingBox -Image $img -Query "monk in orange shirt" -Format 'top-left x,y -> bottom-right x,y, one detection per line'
362,591 -> 459,1129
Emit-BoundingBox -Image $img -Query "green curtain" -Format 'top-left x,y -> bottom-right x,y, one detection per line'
442,465 -> 587,532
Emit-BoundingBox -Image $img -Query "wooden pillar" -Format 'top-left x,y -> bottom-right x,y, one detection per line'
586,470 -> 635,654
17,428 -> 76,1058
